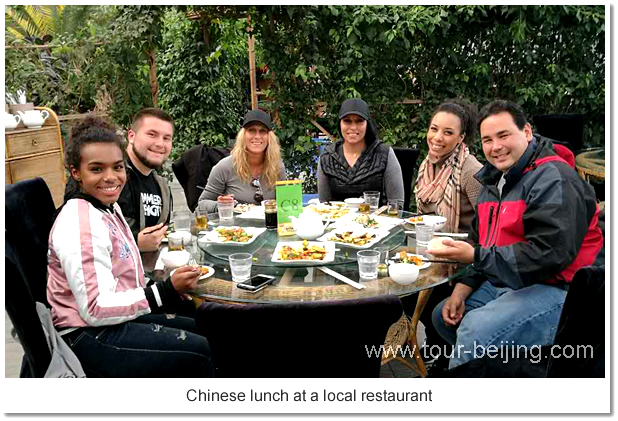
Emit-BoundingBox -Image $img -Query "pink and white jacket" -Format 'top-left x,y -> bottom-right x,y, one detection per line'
47,195 -> 175,329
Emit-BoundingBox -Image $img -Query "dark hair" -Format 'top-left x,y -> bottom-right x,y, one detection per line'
131,108 -> 174,132
65,116 -> 126,172
478,100 -> 528,131
63,116 -> 126,203
429,99 -> 478,145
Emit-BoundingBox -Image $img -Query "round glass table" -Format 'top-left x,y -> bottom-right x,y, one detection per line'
172,210 -> 459,305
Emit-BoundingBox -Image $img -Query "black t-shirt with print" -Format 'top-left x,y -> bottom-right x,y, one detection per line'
135,170 -> 164,229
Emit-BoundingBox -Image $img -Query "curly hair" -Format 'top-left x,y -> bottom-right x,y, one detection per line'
429,99 -> 479,145
64,115 -> 126,172
231,127 -> 282,188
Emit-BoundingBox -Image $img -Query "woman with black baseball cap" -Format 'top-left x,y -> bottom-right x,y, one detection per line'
317,98 -> 404,205
197,109 -> 286,213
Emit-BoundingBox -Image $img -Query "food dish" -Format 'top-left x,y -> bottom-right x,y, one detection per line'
331,212 -> 404,230
427,237 -> 452,252
271,240 -> 336,263
305,204 -> 353,221
198,226 -> 266,245
316,228 -> 391,249
387,251 -> 431,269
171,265 -> 215,281
234,203 -> 256,214
406,215 -> 447,231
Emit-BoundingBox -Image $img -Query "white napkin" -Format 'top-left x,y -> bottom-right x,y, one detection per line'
154,246 -> 168,271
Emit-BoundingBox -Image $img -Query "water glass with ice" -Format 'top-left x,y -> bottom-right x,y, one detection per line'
218,195 -> 235,220
229,253 -> 253,282
357,250 -> 380,280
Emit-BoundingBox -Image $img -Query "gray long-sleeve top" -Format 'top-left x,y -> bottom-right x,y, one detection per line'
197,156 -> 286,213
317,147 -> 404,203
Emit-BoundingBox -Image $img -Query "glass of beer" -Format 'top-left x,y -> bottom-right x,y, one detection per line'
194,207 -> 209,232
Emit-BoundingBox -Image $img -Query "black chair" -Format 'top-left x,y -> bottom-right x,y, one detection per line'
532,114 -> 585,153
6,177 -> 57,307
432,264 -> 605,378
195,295 -> 404,377
392,147 -> 421,212
172,144 -> 230,212
5,177 -> 58,377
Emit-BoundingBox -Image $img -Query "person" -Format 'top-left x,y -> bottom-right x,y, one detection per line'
47,116 -> 213,377
429,100 -> 604,370
116,108 -> 175,252
317,98 -> 404,205
197,109 -> 286,213
414,100 -> 482,233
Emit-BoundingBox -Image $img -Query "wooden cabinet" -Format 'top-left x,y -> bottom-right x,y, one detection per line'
5,107 -> 66,207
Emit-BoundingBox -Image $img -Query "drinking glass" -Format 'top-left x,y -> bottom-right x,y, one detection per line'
357,250 -> 380,280
262,199 -> 278,229
363,191 -> 380,212
218,195 -> 235,220
194,207 -> 209,232
229,253 -> 253,282
373,246 -> 390,277
415,222 -> 435,247
387,199 -> 404,218
167,232 -> 184,251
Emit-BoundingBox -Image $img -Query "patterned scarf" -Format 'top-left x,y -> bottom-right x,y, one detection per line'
414,142 -> 469,233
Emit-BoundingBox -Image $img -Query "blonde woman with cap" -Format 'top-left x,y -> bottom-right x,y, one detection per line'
317,98 -> 404,205
197,110 -> 286,213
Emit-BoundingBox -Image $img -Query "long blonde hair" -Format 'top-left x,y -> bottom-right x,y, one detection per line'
231,127 -> 282,188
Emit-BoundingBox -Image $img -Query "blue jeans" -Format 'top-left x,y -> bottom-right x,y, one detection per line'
432,281 -> 567,369
63,313 -> 213,377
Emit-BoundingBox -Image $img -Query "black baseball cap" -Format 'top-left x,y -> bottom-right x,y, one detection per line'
338,98 -> 371,121
242,109 -> 272,130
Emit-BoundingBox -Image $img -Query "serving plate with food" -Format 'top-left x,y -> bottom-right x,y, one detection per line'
198,226 -> 266,245
304,203 -> 354,221
271,240 -> 336,263
387,250 -> 431,269
316,227 -> 391,249
405,215 -> 447,231
331,212 -> 404,230
171,265 -> 215,281
234,203 -> 256,214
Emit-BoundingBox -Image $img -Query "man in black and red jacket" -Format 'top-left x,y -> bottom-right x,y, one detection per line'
428,100 -> 604,370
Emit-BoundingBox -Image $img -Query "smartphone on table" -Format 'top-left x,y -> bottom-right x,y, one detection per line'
236,274 -> 276,292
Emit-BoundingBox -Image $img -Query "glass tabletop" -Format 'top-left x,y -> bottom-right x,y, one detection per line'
142,208 -> 463,304
196,209 -> 414,267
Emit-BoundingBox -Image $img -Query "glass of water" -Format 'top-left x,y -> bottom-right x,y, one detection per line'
363,191 -> 380,212
217,195 -> 235,220
415,222 -> 434,247
229,253 -> 252,282
357,250 -> 381,280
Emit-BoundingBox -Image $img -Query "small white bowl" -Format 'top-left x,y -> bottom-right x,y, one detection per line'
421,215 -> 447,232
344,197 -> 364,209
389,263 -> 420,285
160,250 -> 191,268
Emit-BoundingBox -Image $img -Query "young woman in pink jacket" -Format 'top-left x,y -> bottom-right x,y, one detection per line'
47,116 -> 213,377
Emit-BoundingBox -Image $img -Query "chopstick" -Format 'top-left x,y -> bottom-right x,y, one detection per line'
404,231 -> 469,238
318,267 -> 366,289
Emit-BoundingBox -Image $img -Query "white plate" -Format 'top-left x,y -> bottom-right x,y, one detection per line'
405,215 -> 447,231
304,204 -> 356,221
161,237 -> 168,243
171,265 -> 215,280
271,241 -> 336,264
234,203 -> 256,214
315,228 -> 391,249
331,212 -> 404,230
387,253 -> 431,270
236,205 -> 266,220
198,226 -> 266,245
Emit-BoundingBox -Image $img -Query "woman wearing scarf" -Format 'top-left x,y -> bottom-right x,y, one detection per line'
414,101 -> 483,233
408,100 -> 483,373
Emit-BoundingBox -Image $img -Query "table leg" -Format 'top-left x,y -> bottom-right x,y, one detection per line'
408,288 -> 434,378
